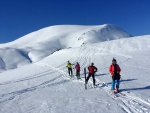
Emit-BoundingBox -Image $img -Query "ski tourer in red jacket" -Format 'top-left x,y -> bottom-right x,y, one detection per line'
75,63 -> 80,72
109,64 -> 121,76
88,65 -> 97,75
75,62 -> 80,79
109,58 -> 121,92
86,63 -> 97,86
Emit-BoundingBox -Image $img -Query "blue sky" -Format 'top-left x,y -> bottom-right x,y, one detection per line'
0,0 -> 150,43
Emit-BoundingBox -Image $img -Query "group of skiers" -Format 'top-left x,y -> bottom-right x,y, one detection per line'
66,61 -> 81,79
66,58 -> 121,93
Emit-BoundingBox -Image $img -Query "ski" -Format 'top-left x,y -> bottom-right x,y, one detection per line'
118,92 -> 126,96
88,84 -> 98,89
111,91 -> 126,97
91,83 -> 100,89
84,68 -> 87,90
114,93 -> 119,97
110,90 -> 127,98
110,91 -> 119,98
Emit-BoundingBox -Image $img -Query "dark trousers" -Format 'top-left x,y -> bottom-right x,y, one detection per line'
68,68 -> 73,75
76,71 -> 80,79
86,73 -> 95,85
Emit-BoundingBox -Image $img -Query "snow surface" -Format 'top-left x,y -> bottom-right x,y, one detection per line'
0,24 -> 150,113
0,24 -> 132,70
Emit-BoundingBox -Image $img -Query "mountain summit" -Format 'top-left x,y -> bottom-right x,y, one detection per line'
3,24 -> 132,48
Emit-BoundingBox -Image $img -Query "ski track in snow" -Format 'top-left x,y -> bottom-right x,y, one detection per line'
36,62 -> 150,113
0,36 -> 150,113
33,44 -> 150,113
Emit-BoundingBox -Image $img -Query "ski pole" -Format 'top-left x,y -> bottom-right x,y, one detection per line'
120,77 -> 130,93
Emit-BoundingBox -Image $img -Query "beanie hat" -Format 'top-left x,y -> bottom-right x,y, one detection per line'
91,62 -> 94,66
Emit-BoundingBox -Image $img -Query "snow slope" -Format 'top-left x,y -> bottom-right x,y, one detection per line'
0,35 -> 150,113
0,24 -> 132,70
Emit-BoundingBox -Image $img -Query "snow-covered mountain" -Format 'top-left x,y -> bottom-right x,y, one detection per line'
0,33 -> 150,113
0,24 -> 132,71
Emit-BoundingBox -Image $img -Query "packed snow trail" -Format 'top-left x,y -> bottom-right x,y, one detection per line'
1,59 -> 148,113
36,61 -> 150,113
0,64 -> 128,113
37,38 -> 150,113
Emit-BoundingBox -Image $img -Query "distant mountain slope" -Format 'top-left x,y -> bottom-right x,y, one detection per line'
0,24 -> 132,71
1,24 -> 132,48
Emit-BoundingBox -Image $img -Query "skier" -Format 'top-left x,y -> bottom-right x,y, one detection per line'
66,61 -> 74,76
109,58 -> 121,93
86,63 -> 97,86
75,62 -> 80,79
